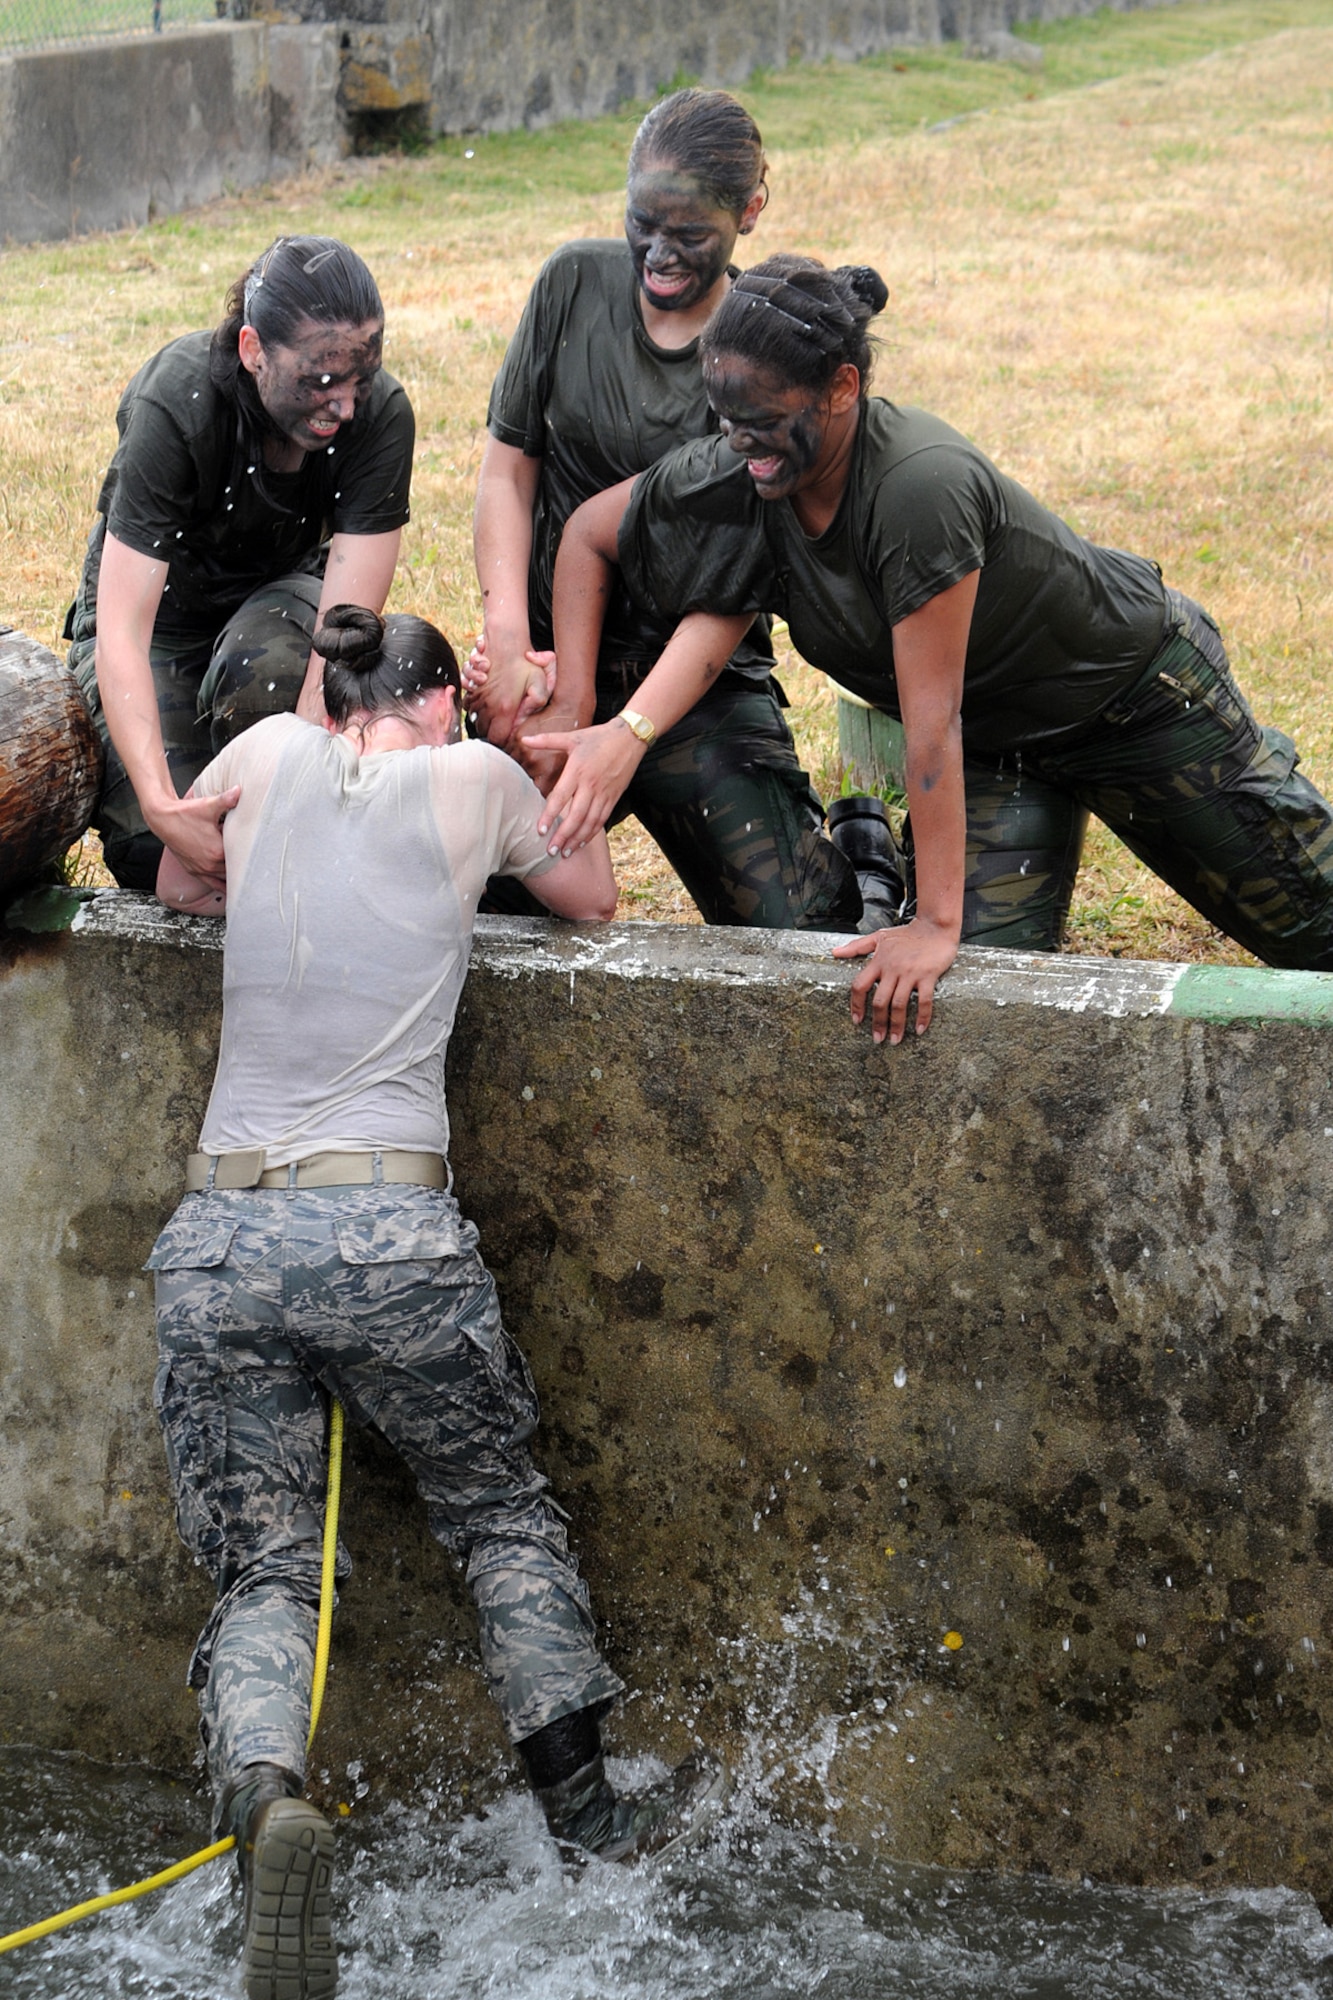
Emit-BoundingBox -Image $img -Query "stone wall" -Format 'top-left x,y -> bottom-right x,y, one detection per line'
2,893 -> 1332,1906
1,0 -> 1173,243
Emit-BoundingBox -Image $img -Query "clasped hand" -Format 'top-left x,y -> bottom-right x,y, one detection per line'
463,632 -> 557,745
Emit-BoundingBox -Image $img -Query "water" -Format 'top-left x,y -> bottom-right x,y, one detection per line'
4,1748 -> 1332,1999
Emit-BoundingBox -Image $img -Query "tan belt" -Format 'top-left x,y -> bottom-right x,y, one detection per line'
186,1148 -> 447,1192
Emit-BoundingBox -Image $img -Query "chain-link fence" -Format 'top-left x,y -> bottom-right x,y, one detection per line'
1,0 -> 230,56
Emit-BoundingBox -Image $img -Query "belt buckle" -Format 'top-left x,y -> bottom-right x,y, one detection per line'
212,1147 -> 268,1190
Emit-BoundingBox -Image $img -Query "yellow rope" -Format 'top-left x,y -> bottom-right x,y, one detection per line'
0,1399 -> 346,1957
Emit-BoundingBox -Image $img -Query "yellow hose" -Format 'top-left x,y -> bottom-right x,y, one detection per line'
0,1399 -> 346,1956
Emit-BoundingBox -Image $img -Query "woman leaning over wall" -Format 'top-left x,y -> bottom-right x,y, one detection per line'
530,255 -> 1333,1041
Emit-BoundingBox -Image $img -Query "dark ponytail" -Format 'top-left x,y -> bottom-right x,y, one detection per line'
701,254 -> 887,398
315,605 -> 461,727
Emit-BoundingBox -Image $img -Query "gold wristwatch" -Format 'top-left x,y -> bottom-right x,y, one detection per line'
619,707 -> 656,746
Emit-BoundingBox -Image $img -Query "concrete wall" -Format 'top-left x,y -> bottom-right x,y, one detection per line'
2,0 -> 1172,244
0,26 -> 277,243
3,893 -> 1332,1907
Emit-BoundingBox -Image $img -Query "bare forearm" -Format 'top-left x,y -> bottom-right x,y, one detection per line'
904,720 -> 966,942
97,631 -> 177,820
301,529 -> 402,715
608,611 -> 751,739
474,439 -> 540,657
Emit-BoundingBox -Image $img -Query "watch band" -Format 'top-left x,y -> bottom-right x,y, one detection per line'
619,707 -> 657,747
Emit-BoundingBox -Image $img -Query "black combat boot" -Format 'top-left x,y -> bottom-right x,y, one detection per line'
220,1763 -> 337,2000
520,1707 -> 729,1864
827,794 -> 907,932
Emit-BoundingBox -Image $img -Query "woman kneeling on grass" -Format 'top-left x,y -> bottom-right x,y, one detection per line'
528,254 -> 1333,1043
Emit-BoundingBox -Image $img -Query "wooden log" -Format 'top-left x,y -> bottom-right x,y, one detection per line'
0,625 -> 104,899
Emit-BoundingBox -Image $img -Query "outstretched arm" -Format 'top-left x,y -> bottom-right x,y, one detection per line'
523,480 -> 750,848
96,533 -> 241,884
832,570 -> 977,1043
297,529 -> 402,723
470,438 -> 553,743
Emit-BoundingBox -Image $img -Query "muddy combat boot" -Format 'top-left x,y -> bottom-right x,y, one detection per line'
534,1749 -> 731,1864
222,1764 -> 337,2000
827,794 -> 906,933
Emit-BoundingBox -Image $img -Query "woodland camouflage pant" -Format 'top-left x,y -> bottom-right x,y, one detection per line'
911,591 -> 1333,964
68,571 -> 323,891
148,1184 -> 624,1814
484,671 -> 862,931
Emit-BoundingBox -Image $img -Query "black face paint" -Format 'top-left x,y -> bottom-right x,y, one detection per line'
624,168 -> 739,317
706,360 -> 829,500
248,317 -> 383,454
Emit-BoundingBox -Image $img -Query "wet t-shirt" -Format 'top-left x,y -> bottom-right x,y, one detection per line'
189,715 -> 554,1168
618,400 -> 1169,753
84,331 -> 414,640
486,237 -> 772,677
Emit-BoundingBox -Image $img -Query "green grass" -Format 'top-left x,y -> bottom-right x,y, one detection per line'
4,0 -> 1331,952
0,0 -> 215,53
350,0 -> 1333,205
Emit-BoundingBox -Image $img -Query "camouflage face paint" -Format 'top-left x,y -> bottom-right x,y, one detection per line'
624,169 -> 740,317
247,317 -> 383,455
704,359 -> 829,501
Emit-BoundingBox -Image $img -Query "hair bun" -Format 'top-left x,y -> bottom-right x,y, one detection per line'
839,266 -> 889,314
313,603 -> 384,669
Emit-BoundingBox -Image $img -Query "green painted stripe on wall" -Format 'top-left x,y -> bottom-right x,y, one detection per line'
1169,964 -> 1333,1025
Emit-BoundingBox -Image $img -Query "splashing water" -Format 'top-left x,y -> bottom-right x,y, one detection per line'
3,1746 -> 1331,2000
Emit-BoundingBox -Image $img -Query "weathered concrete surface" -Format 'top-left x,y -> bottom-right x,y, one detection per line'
0,26 -> 274,244
2,894 -> 1332,1906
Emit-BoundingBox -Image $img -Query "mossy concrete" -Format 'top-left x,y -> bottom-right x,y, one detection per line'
1,894 -> 1331,1904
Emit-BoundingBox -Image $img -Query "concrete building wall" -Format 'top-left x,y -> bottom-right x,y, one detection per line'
2,894 -> 1332,1907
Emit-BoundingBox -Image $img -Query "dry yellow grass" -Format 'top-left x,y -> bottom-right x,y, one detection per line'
2,11 -> 1329,953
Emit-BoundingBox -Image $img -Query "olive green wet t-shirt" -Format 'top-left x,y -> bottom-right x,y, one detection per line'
87,330 -> 414,641
618,399 -> 1169,753
486,238 -> 772,677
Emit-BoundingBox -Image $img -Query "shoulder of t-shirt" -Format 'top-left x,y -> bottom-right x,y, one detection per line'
427,736 -> 536,799
192,712 -> 311,801
633,430 -> 755,514
537,237 -> 631,286
119,330 -> 225,442
860,399 -> 996,486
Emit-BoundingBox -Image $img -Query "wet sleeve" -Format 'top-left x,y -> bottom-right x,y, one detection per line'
103,395 -> 204,560
617,438 -> 777,622
485,260 -> 558,456
329,377 -> 414,535
867,443 -> 993,626
488,755 -> 559,881
429,743 -> 556,884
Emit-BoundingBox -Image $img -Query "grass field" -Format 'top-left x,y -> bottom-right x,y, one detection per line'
2,0 -> 1330,955
0,0 -> 215,55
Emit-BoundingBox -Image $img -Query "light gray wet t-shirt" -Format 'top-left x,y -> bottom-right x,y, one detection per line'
189,714 -> 555,1166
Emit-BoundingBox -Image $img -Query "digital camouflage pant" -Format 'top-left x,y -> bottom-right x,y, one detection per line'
148,1183 -> 624,1817
911,590 -> 1333,964
484,668 -> 862,931
68,568 -> 324,892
